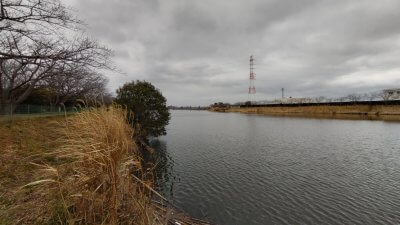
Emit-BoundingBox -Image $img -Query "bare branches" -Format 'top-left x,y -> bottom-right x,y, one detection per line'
0,0 -> 113,112
0,0 -> 79,34
0,36 -> 111,104
45,67 -> 108,105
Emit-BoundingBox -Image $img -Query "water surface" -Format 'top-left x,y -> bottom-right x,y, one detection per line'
150,110 -> 400,225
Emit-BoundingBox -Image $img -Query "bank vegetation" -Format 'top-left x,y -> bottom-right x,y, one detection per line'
1,105 -> 215,224
0,106 -> 154,224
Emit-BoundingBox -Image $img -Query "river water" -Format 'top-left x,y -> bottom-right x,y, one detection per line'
150,110 -> 400,225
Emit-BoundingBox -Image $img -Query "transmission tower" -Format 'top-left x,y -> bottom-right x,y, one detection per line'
248,55 -> 256,102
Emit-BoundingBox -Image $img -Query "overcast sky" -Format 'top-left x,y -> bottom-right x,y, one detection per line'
65,0 -> 400,106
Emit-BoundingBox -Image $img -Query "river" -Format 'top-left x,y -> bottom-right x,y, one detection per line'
150,110 -> 400,225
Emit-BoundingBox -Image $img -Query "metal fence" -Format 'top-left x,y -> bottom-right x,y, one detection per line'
0,104 -> 79,116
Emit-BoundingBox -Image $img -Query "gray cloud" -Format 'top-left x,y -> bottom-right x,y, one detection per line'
65,0 -> 400,105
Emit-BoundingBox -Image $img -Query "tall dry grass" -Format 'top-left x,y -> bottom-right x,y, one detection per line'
24,106 -> 159,224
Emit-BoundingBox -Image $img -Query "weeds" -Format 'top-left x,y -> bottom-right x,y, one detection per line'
0,106 -> 159,224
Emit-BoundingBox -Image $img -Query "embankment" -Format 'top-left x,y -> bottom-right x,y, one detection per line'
211,101 -> 400,120
0,106 -> 214,225
0,106 -> 155,224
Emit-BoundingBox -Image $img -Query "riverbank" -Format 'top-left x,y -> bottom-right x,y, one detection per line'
210,101 -> 400,121
0,107 -> 154,224
0,107 -> 213,225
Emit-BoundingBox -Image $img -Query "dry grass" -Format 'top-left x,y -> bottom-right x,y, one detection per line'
225,104 -> 400,119
0,106 -> 161,225
0,116 -> 66,224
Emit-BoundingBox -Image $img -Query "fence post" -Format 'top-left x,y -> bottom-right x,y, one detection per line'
10,103 -> 13,121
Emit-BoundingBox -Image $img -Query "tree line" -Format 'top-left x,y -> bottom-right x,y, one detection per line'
0,0 -> 111,113
231,89 -> 400,106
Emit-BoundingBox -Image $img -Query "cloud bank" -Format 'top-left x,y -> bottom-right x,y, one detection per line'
66,0 -> 400,105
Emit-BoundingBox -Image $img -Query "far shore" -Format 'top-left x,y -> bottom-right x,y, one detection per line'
209,101 -> 400,121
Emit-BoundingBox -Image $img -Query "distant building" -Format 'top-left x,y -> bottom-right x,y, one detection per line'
383,89 -> 400,100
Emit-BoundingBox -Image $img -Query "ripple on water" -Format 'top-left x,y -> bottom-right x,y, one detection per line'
152,111 -> 400,225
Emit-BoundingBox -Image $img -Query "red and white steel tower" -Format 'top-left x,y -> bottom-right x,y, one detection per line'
248,55 -> 256,102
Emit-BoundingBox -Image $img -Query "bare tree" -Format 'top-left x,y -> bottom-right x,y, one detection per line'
0,0 -> 112,113
376,90 -> 393,101
46,68 -> 108,106
362,92 -> 378,101
345,93 -> 362,102
0,36 -> 111,112
0,0 -> 81,62
0,0 -> 78,36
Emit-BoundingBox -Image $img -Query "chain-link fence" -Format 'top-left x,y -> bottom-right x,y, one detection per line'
0,104 -> 79,116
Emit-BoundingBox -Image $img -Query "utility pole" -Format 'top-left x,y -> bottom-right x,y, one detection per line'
248,55 -> 256,102
281,88 -> 284,99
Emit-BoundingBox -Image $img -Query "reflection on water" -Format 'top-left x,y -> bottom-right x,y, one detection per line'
148,139 -> 176,199
150,110 -> 400,225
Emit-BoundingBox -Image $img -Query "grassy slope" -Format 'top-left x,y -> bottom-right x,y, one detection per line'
0,116 -> 67,224
0,108 -> 156,225
0,108 -> 211,225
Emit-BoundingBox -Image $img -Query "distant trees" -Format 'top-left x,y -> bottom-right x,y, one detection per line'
346,93 -> 362,102
376,90 -> 392,101
341,91 -> 399,102
0,0 -> 111,113
314,96 -> 327,103
212,102 -> 231,107
115,81 -> 170,138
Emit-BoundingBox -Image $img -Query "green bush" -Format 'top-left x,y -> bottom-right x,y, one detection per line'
115,80 -> 170,138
